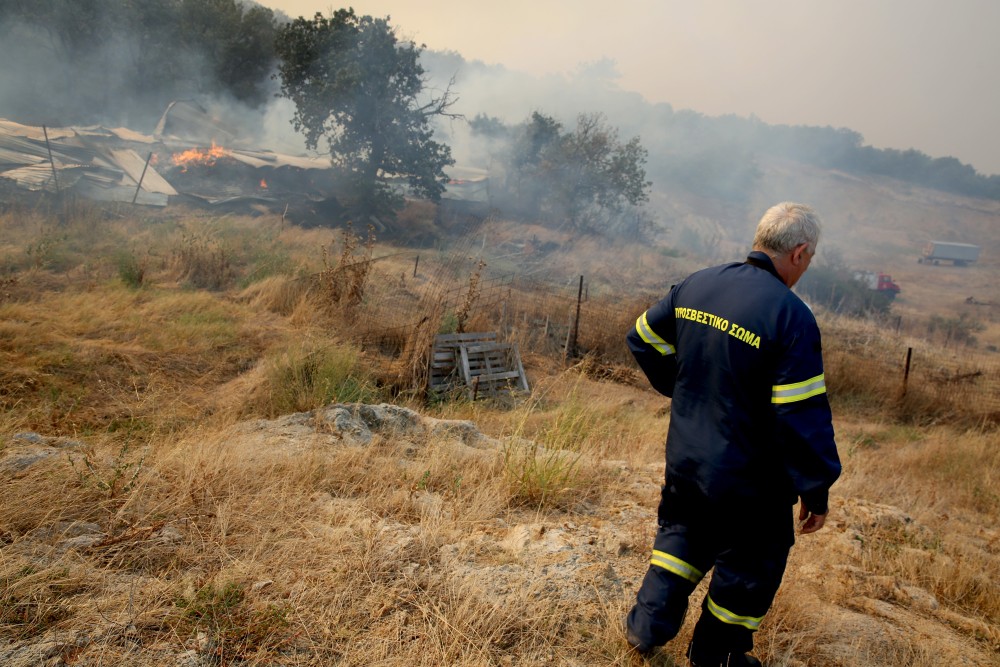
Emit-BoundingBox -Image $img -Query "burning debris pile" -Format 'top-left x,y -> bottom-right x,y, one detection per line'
0,100 -> 489,225
0,101 -> 337,217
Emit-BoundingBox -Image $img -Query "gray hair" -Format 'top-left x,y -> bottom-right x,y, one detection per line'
752,202 -> 821,255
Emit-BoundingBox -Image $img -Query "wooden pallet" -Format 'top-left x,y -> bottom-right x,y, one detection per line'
459,341 -> 529,399
428,332 -> 529,399
428,332 -> 497,394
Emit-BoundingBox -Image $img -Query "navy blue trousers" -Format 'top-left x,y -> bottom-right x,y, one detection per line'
627,478 -> 795,656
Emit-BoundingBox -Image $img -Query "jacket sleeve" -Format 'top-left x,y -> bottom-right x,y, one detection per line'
772,311 -> 841,514
626,290 -> 679,397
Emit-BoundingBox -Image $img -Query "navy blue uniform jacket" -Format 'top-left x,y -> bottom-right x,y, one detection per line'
627,251 -> 841,514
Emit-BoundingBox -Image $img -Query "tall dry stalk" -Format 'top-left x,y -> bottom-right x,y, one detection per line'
455,259 -> 486,334
315,223 -> 376,309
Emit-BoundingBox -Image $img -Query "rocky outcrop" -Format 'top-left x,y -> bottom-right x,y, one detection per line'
233,402 -> 495,450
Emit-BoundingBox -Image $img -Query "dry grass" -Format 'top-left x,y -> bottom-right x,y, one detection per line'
0,409 -> 646,664
1,201 -> 998,665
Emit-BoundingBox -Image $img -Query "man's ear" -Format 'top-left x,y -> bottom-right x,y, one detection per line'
791,243 -> 809,265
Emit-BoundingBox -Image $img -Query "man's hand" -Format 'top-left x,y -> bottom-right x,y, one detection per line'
798,502 -> 828,534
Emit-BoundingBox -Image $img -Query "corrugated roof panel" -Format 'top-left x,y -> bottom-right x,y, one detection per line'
228,149 -> 330,170
0,121 -> 77,142
75,180 -> 168,206
0,149 -> 45,168
109,127 -> 157,143
109,149 -> 178,195
0,164 -> 87,191
0,164 -> 55,190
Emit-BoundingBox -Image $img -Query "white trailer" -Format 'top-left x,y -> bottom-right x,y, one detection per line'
919,241 -> 981,266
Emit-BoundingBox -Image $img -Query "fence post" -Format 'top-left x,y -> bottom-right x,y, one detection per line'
565,275 -> 584,363
901,347 -> 913,396
131,151 -> 153,205
42,125 -> 60,194
413,254 -> 419,277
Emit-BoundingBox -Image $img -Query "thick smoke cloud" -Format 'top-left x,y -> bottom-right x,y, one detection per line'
0,2 -> 297,147
1,2 -> 994,258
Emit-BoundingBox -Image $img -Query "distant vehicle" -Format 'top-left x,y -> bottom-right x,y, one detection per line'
854,271 -> 901,299
918,241 -> 981,266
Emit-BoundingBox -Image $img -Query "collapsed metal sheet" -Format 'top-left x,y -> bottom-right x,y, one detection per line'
0,164 -> 85,191
0,103 -> 489,213
109,149 -> 177,196
75,180 -> 169,206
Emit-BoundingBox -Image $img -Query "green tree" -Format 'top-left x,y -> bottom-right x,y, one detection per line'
508,111 -> 563,215
0,0 -> 279,122
275,10 -> 456,221
489,111 -> 650,230
179,0 -> 279,106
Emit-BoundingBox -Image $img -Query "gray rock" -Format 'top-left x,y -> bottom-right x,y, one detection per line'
426,418 -> 490,448
152,526 -> 184,545
354,403 -> 424,433
0,446 -> 60,474
0,643 -> 62,666
316,405 -> 374,444
29,520 -> 103,542
58,534 -> 105,551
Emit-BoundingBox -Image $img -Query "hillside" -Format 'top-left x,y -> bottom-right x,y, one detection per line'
651,156 -> 1000,351
1,160 -> 998,665
758,158 -> 1000,350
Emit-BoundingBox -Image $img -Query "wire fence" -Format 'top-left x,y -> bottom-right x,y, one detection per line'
331,245 -> 1000,424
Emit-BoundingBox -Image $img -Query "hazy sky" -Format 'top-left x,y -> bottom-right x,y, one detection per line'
262,0 -> 1000,176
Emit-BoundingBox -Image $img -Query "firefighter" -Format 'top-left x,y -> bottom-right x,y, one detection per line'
624,202 -> 841,666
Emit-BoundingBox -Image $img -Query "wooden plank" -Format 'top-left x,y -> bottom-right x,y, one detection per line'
468,370 -> 522,382
464,342 -> 510,354
466,354 -> 507,366
511,342 -> 530,392
434,332 -> 497,344
458,344 -> 475,397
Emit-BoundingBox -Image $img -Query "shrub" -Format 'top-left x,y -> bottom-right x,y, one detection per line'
174,581 -> 290,665
502,436 -> 582,508
115,249 -> 147,288
256,341 -> 382,416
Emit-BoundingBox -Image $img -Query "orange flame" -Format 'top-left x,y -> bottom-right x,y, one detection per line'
172,142 -> 229,171
259,178 -> 268,189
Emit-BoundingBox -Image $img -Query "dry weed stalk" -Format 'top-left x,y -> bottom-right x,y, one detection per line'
455,259 -> 486,334
315,223 -> 376,310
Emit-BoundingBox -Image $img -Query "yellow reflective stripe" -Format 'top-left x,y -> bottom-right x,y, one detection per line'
636,312 -> 676,357
650,550 -> 703,583
771,373 -> 826,404
706,595 -> 763,631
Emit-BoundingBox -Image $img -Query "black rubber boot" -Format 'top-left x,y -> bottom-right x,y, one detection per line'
624,622 -> 655,658
686,641 -> 763,666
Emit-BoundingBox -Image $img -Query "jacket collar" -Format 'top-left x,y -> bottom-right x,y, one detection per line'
745,250 -> 784,283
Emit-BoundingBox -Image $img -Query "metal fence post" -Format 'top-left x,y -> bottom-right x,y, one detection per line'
901,347 -> 913,396
565,275 -> 584,362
